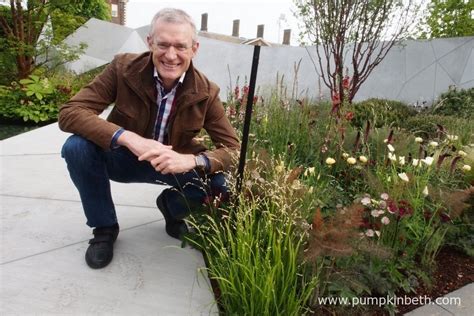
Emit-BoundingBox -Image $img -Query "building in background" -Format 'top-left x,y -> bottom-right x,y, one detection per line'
107,0 -> 128,25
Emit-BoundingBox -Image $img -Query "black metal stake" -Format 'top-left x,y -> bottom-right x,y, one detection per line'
236,45 -> 261,193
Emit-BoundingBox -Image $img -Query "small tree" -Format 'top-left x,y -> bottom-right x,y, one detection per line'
294,0 -> 420,112
420,0 -> 474,38
0,0 -> 109,80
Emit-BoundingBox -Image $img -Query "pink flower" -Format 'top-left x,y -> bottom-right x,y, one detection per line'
381,216 -> 390,225
365,229 -> 375,237
234,86 -> 240,99
361,196 -> 371,206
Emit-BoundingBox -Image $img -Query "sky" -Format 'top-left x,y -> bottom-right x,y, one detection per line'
126,0 -> 301,45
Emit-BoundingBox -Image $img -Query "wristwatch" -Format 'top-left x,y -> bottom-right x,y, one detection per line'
194,154 -> 207,170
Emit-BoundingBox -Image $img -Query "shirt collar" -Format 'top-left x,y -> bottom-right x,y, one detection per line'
153,68 -> 186,90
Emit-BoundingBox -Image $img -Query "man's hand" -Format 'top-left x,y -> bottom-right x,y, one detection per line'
117,130 -> 171,157
138,148 -> 196,174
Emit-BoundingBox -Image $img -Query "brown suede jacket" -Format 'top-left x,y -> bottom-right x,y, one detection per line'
58,52 -> 240,173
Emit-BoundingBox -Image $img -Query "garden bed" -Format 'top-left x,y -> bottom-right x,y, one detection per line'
396,246 -> 474,315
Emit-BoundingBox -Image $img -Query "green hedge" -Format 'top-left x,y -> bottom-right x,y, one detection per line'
430,87 -> 474,119
352,98 -> 417,129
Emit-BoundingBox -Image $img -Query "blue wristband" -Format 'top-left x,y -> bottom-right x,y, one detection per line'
110,128 -> 125,149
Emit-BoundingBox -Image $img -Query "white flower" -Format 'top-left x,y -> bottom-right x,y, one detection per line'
458,150 -> 467,157
380,193 -> 389,200
447,135 -> 458,141
359,156 -> 368,163
308,186 -> 314,194
377,210 -> 385,216
422,186 -> 429,197
365,229 -> 375,237
326,157 -> 336,165
383,139 -> 388,143
388,152 -> 397,161
387,144 -> 395,152
462,165 -> 472,172
361,197 -> 372,206
421,156 -> 434,166
429,141 -> 438,148
347,157 -> 357,165
342,153 -> 350,158
375,230 -> 381,237
412,159 -> 419,167
398,156 -> 405,166
371,210 -> 381,217
381,216 -> 390,225
398,172 -> 409,182
304,167 -> 315,176
415,137 -> 423,143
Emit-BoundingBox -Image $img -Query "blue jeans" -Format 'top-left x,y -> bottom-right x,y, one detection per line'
61,135 -> 228,228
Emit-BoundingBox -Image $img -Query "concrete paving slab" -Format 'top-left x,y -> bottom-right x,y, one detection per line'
0,122 -> 68,156
404,303 -> 452,316
1,221 -> 217,315
438,283 -> 474,316
1,196 -> 159,263
1,152 -> 162,207
1,121 -> 218,315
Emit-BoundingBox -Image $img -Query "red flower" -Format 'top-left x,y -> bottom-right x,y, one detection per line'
243,85 -> 249,94
331,92 -> 341,106
387,199 -> 413,218
345,111 -> 354,121
342,76 -> 351,90
397,200 -> 413,217
439,212 -> 451,223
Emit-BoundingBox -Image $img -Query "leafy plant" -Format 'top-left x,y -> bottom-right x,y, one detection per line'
352,98 -> 417,129
19,75 -> 54,100
429,86 -> 474,119
187,153 -> 317,315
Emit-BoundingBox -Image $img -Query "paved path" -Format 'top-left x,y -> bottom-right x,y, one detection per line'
0,122 -> 217,315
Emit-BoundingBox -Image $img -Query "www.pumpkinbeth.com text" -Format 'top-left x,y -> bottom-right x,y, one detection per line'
317,295 -> 461,307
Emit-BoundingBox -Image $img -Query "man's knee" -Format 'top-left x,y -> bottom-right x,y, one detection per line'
61,135 -> 100,163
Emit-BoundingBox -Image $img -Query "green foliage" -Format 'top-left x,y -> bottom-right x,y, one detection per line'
0,0 -> 106,80
188,155 -> 317,315
212,87 -> 473,314
19,75 -> 54,100
51,0 -> 111,41
401,114 -> 474,143
430,86 -> 474,119
0,74 -> 73,123
419,0 -> 474,38
352,98 -> 417,129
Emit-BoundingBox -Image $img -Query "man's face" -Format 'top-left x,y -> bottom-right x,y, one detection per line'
147,19 -> 199,90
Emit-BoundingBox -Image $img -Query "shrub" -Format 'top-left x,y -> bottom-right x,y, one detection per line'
352,98 -> 417,129
0,66 -> 105,124
401,114 -> 474,143
430,86 -> 474,119
0,75 -> 72,123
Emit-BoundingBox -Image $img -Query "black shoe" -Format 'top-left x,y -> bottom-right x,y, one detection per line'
156,190 -> 189,239
85,224 -> 119,269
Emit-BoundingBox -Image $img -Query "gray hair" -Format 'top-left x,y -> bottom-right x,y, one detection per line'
149,8 -> 198,42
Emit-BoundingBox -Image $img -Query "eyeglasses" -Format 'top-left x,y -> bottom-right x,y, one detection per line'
152,41 -> 192,52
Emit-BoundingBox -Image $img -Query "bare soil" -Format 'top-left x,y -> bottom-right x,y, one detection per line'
395,246 -> 473,315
